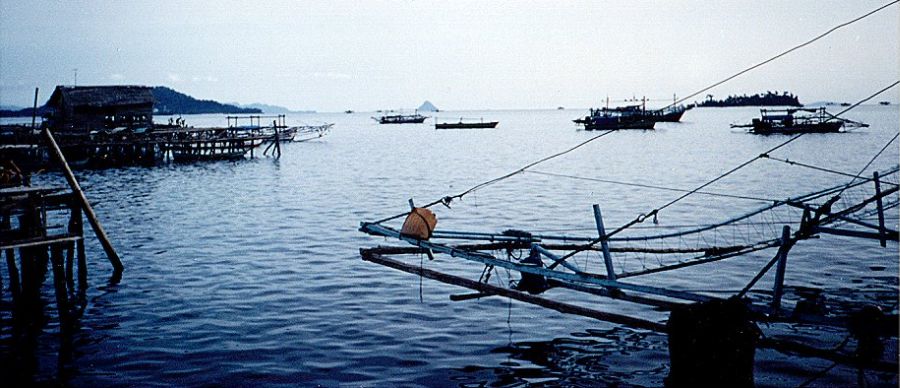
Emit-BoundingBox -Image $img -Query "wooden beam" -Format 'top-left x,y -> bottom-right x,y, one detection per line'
361,250 -> 666,332
43,128 -> 124,273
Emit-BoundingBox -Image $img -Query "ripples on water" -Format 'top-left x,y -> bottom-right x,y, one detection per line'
1,107 -> 898,386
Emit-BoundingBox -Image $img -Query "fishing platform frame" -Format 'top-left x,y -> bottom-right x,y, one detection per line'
360,166 -> 899,372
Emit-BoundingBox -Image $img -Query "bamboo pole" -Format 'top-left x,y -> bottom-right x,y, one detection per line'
43,128 -> 124,273
771,226 -> 791,313
361,250 -> 666,332
2,213 -> 20,302
50,244 -> 70,324
874,171 -> 886,247
31,87 -> 39,129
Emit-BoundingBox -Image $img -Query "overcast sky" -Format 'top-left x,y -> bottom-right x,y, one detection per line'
1,0 -> 897,111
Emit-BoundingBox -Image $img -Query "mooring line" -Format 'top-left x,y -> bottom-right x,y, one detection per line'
527,170 -> 779,202
835,131 -> 900,197
371,129 -> 618,224
761,154 -> 900,186
669,0 -> 900,108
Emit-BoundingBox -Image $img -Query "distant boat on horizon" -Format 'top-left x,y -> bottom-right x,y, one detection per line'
373,111 -> 428,124
879,101 -> 890,105
435,117 -> 498,129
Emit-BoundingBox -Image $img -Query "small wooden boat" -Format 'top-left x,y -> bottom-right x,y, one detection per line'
435,118 -> 498,129
731,107 -> 867,135
373,112 -> 427,124
291,123 -> 333,142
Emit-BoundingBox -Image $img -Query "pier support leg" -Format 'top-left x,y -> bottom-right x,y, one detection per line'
49,245 -> 70,325
666,298 -> 760,388
65,242 -> 75,294
72,206 -> 87,293
43,128 -> 124,274
2,213 -> 20,303
592,204 -> 617,281
771,226 -> 791,313
874,171 -> 886,247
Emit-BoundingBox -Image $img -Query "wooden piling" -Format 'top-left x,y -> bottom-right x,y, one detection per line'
273,120 -> 281,158
49,244 -> 70,324
771,226 -> 791,313
42,128 -> 124,273
593,204 -> 617,281
2,213 -> 21,302
874,171 -> 886,247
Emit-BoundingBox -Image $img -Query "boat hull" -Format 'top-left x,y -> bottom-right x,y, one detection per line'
750,121 -> 843,135
435,122 -> 499,129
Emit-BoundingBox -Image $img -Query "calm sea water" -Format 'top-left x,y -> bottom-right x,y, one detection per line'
1,106 -> 898,387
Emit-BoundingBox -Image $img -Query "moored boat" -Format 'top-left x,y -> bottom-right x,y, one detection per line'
373,112 -> 428,124
574,105 -> 655,130
732,107 -> 867,135
435,118 -> 498,129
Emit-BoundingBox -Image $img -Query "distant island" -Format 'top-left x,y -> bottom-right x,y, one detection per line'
152,86 -> 260,115
418,100 -> 439,112
689,91 -> 801,108
230,102 -> 316,114
0,86 -> 261,117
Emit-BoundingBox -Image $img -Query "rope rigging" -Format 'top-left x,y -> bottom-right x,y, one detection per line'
527,170 -> 782,202
668,0 -> 900,109
761,154 -> 900,185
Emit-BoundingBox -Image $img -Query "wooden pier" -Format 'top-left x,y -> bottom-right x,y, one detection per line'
1,129 -> 122,326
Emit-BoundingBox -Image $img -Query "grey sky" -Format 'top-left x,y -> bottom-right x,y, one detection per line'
1,0 -> 897,111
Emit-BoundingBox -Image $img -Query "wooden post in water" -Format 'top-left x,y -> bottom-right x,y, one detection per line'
874,171 -> 886,247
2,212 -> 20,302
593,204 -> 617,281
72,204 -> 87,291
771,225 -> 791,313
273,120 -> 281,158
49,244 -> 70,324
43,128 -> 124,273
31,87 -> 39,129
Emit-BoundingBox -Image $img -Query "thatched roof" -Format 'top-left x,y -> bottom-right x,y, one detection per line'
48,85 -> 154,109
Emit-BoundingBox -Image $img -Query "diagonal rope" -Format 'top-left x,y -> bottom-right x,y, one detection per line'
761,154 -> 900,186
669,0 -> 900,108
371,130 -> 618,224
527,170 -> 779,202
835,132 -> 900,197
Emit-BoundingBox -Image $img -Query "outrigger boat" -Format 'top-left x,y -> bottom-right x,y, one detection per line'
373,112 -> 428,124
435,117 -> 499,129
291,123 -> 333,142
732,107 -> 868,134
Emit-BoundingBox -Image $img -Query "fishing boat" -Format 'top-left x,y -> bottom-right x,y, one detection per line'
732,107 -> 867,135
574,106 -> 655,130
373,112 -> 428,124
435,118 -> 499,129
651,104 -> 689,122
291,123 -> 333,142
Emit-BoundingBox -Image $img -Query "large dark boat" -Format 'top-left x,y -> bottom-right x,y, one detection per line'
574,105 -> 655,130
435,118 -> 499,129
732,107 -> 867,135
373,112 -> 427,124
651,104 -> 689,122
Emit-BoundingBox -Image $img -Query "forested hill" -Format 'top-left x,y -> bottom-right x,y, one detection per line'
152,87 -> 261,115
690,92 -> 802,108
0,86 -> 262,117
